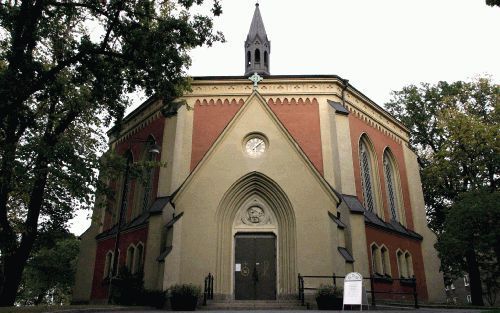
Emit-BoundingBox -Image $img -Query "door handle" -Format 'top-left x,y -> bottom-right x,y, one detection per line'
252,265 -> 259,282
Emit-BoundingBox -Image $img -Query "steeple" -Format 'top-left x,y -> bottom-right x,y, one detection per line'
245,3 -> 270,76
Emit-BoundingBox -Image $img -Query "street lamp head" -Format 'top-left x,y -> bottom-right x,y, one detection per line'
148,144 -> 161,155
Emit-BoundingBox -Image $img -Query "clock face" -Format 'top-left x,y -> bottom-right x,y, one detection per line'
245,137 -> 266,157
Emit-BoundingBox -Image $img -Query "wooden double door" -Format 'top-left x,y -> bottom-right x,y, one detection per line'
234,233 -> 277,300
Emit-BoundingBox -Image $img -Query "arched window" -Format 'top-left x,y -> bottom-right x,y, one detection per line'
247,51 -> 251,67
380,246 -> 391,276
371,243 -> 382,274
264,51 -> 268,67
134,243 -> 144,273
126,245 -> 135,272
134,136 -> 157,216
115,151 -> 133,224
103,251 -> 113,278
397,250 -> 407,278
405,252 -> 414,278
255,49 -> 261,64
359,136 -> 378,213
383,149 -> 404,222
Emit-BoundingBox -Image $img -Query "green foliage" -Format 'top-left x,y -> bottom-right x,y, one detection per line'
315,284 -> 343,298
168,284 -> 201,298
109,268 -> 166,308
385,77 -> 499,232
386,76 -> 499,306
0,0 -> 224,305
16,232 -> 79,305
486,0 -> 500,7
437,191 -> 500,305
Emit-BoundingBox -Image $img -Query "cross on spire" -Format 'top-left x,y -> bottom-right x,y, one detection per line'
248,72 -> 263,90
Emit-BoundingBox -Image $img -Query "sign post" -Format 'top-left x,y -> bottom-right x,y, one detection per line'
343,272 -> 367,311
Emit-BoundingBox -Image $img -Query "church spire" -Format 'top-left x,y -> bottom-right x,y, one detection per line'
244,3 -> 270,76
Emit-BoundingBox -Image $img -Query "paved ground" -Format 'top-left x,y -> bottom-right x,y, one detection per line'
109,309 -> 487,313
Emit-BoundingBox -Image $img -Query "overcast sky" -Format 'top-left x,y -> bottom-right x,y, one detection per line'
68,0 -> 500,235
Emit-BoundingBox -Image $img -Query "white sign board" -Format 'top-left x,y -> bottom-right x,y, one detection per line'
343,272 -> 363,306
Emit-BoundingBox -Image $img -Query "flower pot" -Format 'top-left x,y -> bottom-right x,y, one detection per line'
316,295 -> 343,310
170,294 -> 198,311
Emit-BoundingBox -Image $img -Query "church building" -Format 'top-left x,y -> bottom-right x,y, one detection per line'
73,3 -> 445,304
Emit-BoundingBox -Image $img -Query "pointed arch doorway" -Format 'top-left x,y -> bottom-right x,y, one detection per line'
215,172 -> 297,299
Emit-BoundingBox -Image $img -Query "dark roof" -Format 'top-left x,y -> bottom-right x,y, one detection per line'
157,246 -> 173,262
149,196 -> 172,214
341,194 -> 365,214
165,212 -> 184,229
328,211 -> 346,229
96,195 -> 173,240
327,100 -> 349,115
338,247 -> 355,263
247,3 -> 268,42
364,209 -> 423,240
95,211 -> 149,240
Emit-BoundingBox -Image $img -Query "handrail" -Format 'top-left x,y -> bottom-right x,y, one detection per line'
203,273 -> 214,306
297,273 -> 418,308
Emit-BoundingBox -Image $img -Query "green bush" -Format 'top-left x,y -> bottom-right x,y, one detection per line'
141,289 -> 167,309
169,284 -> 201,298
315,284 -> 343,298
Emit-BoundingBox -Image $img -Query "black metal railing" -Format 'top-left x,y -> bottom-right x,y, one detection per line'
297,273 -> 418,308
203,273 -> 214,306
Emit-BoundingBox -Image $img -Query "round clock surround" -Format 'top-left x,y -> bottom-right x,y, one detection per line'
243,133 -> 268,158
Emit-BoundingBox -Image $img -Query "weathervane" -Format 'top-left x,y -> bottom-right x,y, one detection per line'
248,72 -> 263,90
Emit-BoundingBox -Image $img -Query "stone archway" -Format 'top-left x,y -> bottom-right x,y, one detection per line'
215,172 -> 297,299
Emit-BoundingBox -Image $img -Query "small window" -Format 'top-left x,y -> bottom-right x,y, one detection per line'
126,245 -> 135,273
371,244 -> 382,274
380,246 -> 391,276
247,51 -> 251,67
397,250 -> 407,278
466,295 -> 471,303
134,243 -> 144,273
103,251 -> 113,278
463,274 -> 470,286
264,51 -> 268,67
255,49 -> 261,64
405,252 -> 414,277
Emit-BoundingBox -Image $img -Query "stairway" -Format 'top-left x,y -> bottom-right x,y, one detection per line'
203,299 -> 305,310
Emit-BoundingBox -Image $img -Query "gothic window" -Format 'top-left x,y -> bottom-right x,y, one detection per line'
134,136 -> 157,217
264,51 -> 268,67
103,251 -> 113,278
126,245 -> 135,272
255,49 -> 261,64
247,51 -> 251,67
359,137 -> 377,213
371,243 -> 382,274
134,243 -> 144,273
405,252 -> 414,277
115,151 -> 133,224
380,246 -> 391,276
396,249 -> 413,278
383,150 -> 401,222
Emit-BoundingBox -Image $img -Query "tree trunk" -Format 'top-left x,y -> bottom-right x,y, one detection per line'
465,248 -> 484,306
0,150 -> 50,306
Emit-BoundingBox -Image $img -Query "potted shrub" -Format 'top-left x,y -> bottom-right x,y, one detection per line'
315,284 -> 343,310
169,283 -> 201,311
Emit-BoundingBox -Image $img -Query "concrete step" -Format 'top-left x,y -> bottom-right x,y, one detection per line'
203,300 -> 305,310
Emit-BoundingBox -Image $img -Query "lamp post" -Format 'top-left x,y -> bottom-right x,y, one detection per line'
108,138 -> 160,303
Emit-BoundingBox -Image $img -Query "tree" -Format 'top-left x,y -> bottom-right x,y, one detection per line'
17,231 -> 79,305
385,77 -> 499,305
437,191 -> 500,306
0,0 -> 224,306
486,0 -> 500,7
